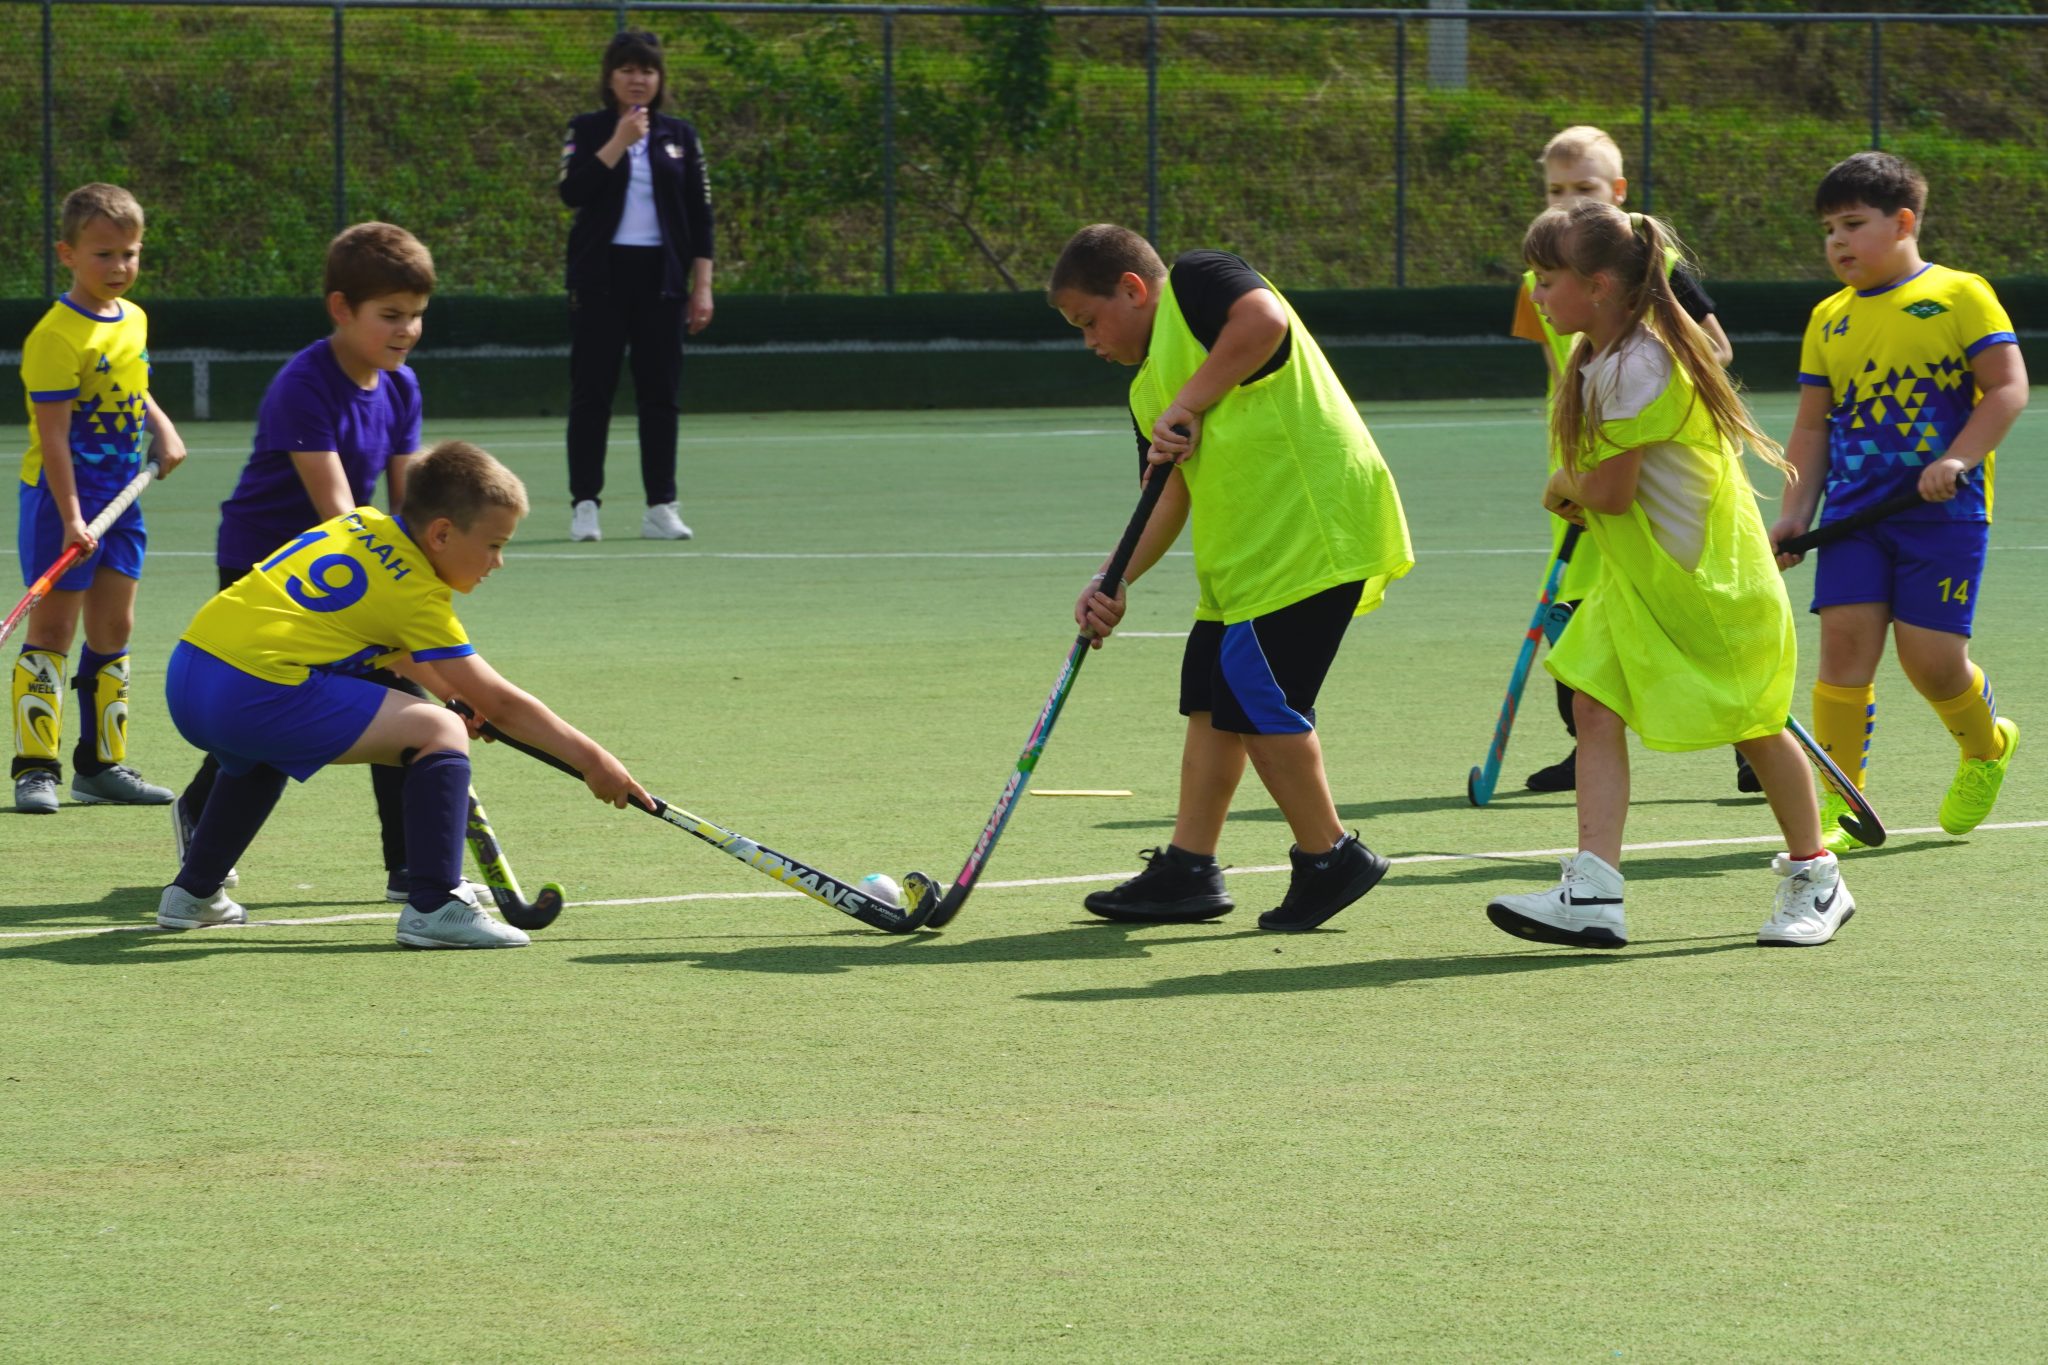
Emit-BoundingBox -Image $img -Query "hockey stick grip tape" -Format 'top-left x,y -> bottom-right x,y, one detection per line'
1095,424 -> 1184,590
1776,490 -> 1924,556
448,701 -> 659,814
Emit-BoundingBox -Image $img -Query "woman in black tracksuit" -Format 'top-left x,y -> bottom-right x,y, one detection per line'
558,28 -> 715,542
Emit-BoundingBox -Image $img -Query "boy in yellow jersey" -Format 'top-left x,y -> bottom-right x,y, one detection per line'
1048,225 -> 1414,931
1771,152 -> 2028,851
14,183 -> 189,814
1508,127 -> 1740,793
158,441 -> 648,948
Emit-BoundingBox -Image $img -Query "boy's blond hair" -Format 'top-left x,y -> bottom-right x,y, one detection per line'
60,183 -> 145,243
324,222 -> 437,307
401,441 -> 530,529
1048,224 -> 1167,299
1540,125 -> 1625,182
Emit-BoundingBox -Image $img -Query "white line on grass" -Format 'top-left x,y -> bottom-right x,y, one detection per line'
8,820 -> 2041,944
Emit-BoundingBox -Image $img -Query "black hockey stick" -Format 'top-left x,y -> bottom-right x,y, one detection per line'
1784,715 -> 1886,847
463,788 -> 566,930
906,456 -> 1176,931
455,706 -> 933,934
1776,490 -> 1924,558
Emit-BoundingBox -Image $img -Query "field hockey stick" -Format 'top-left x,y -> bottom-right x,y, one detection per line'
1776,490 -> 1924,558
1467,522 -> 1582,807
463,788 -> 566,930
1,459 -> 159,648
1784,714 -> 1887,847
452,705 -> 933,934
906,456 -> 1177,931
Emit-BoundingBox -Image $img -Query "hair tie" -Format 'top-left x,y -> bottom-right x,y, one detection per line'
1627,211 -> 1646,235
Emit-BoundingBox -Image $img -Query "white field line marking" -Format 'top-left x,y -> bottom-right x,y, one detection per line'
8,820 -> 2041,944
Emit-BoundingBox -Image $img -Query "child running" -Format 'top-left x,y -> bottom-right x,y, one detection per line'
158,441 -> 646,949
1486,202 -> 1853,950
1048,225 -> 1413,932
1769,152 -> 2028,852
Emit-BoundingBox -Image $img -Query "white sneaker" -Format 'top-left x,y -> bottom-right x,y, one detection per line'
641,502 -> 693,540
1486,850 -> 1628,948
1757,852 -> 1854,947
395,889 -> 530,949
383,871 -> 494,905
570,500 -> 602,542
157,883 -> 247,930
171,797 -> 238,890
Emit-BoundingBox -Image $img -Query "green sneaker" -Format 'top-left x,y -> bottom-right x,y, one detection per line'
1939,716 -> 2019,836
1820,789 -> 1868,856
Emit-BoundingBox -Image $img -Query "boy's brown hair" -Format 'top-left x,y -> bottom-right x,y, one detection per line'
1049,224 -> 1167,299
1540,125 -> 1624,182
60,183 -> 145,244
1814,151 -> 1927,223
401,440 -> 530,529
324,222 -> 437,307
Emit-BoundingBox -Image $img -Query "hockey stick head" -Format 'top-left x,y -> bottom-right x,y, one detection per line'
490,882 -> 566,931
1783,715 -> 1887,848
900,871 -> 958,930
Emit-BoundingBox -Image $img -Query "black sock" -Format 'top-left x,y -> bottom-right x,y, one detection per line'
403,749 -> 471,914
1164,843 -> 1217,871
371,760 -> 408,873
175,765 -> 287,896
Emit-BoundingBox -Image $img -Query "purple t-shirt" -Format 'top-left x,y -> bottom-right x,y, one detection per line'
215,340 -> 424,568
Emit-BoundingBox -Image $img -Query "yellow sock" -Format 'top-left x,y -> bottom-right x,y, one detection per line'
1932,665 -> 2002,761
1813,680 -> 1875,790
11,647 -> 65,770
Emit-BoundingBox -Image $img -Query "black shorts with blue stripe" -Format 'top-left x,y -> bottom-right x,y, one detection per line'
1179,580 -> 1363,735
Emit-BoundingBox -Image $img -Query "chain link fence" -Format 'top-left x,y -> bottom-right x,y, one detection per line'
4,2 -> 2046,301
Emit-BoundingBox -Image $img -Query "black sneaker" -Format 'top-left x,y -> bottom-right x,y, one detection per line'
1525,749 -> 1577,793
1083,847 -> 1234,923
1735,750 -> 1763,793
1258,834 -> 1390,932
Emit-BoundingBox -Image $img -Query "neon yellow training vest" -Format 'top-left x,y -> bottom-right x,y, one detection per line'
1130,274 -> 1413,624
1544,335 -> 1795,752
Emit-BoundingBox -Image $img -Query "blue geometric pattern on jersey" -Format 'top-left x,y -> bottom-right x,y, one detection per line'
1826,350 -> 1981,517
67,382 -> 148,467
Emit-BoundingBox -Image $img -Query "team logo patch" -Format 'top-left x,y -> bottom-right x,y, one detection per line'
1902,300 -> 1949,319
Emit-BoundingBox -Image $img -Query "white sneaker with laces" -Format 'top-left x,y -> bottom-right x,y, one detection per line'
395,888 -> 530,949
1486,850 -> 1628,948
1757,851 -> 1854,947
641,502 -> 693,540
157,883 -> 247,930
171,798 -> 238,890
570,500 -> 602,543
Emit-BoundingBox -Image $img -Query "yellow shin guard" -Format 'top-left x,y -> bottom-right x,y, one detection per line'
1812,680 -> 1875,790
79,652 -> 131,765
12,648 -> 65,767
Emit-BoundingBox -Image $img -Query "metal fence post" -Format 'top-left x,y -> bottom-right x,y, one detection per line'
42,0 -> 55,298
1146,0 -> 1160,245
333,0 -> 347,237
1639,2 -> 1655,215
1394,15 -> 1406,289
1869,18 -> 1883,150
882,9 -> 896,295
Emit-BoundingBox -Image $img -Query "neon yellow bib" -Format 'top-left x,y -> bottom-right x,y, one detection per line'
1130,275 -> 1413,624
1545,337 -> 1795,752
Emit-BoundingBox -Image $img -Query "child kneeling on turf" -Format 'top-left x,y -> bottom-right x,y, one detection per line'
1487,203 -> 1853,950
1050,225 -> 1414,932
159,440 -> 647,948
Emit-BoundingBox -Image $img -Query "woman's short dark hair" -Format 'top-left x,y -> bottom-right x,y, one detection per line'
600,29 -> 667,113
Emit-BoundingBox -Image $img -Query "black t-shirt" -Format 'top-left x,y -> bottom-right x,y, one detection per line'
1131,250 -> 1292,461
1671,264 -> 1716,322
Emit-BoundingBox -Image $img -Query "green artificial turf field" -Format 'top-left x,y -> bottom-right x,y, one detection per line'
4,397 -> 2044,1360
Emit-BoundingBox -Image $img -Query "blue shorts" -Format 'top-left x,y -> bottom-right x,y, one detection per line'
18,479 -> 146,589
165,642 -> 388,781
1810,518 -> 1989,637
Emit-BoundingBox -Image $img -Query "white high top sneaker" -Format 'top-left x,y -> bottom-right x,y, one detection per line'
157,883 -> 247,930
1757,851 -> 1854,947
396,886 -> 530,949
1486,850 -> 1628,949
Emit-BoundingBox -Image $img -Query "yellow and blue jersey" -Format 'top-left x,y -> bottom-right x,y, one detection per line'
182,506 -> 474,686
19,296 -> 153,496
1799,263 -> 2016,524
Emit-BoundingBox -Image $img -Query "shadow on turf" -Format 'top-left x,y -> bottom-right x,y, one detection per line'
0,884 -> 166,931
1400,838 -> 1936,887
1020,935 -> 1757,1003
571,920 -> 1274,974
1092,792 -> 1761,830
0,888 -> 398,964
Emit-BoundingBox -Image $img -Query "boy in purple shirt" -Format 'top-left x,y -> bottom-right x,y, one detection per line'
172,223 -> 434,899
